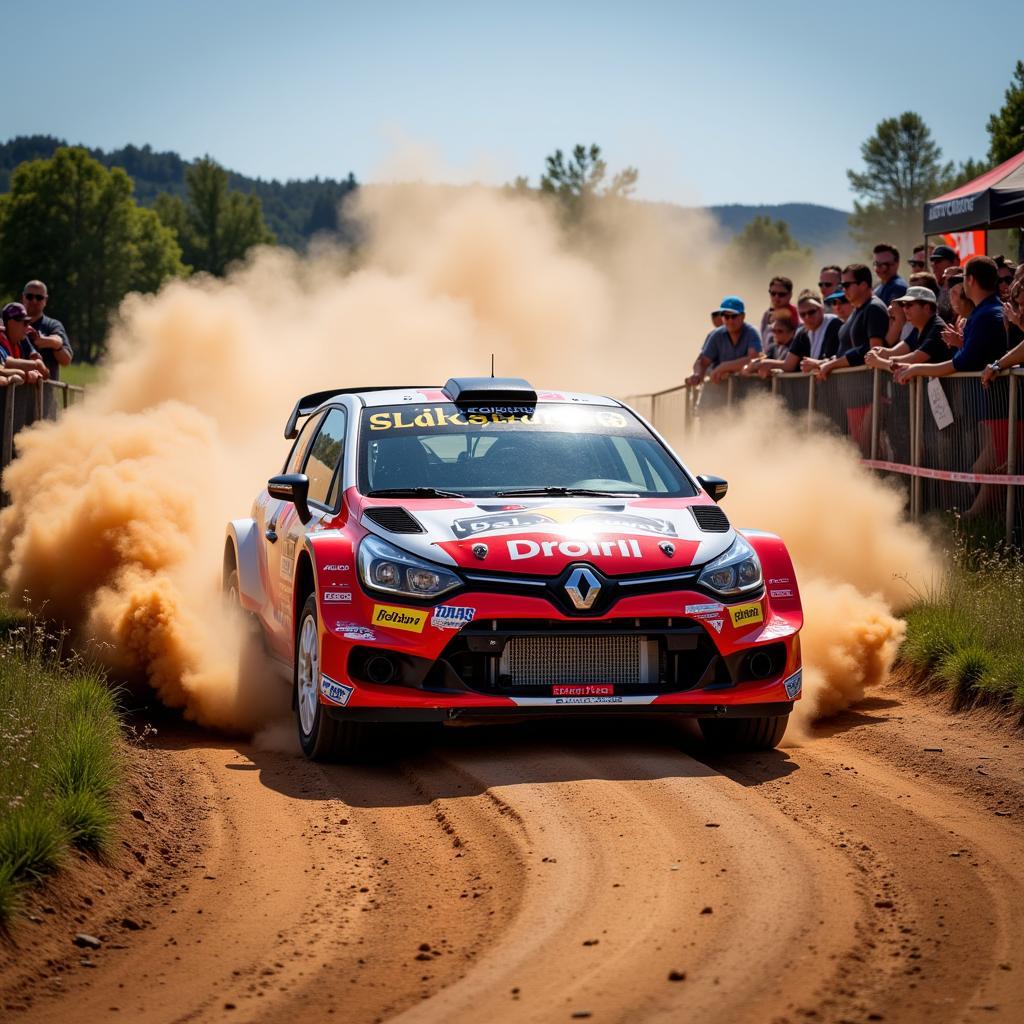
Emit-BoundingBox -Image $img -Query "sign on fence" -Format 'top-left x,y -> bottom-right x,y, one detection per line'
927,378 -> 954,431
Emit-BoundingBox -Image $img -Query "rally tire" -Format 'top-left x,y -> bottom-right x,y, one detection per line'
294,594 -> 378,762
699,713 -> 789,751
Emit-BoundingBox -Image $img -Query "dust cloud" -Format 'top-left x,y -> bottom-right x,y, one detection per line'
680,398 -> 937,726
0,181 -> 939,732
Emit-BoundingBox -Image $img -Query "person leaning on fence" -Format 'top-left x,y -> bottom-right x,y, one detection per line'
981,266 -> 1024,387
864,287 -> 949,372
824,289 -> 852,325
21,281 -> 73,381
894,257 -> 1006,385
759,277 -> 797,356
995,258 -> 1023,346
810,264 -> 888,379
0,303 -> 49,383
686,296 -> 761,390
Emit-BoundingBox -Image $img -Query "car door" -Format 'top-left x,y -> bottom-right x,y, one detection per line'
272,406 -> 349,658
257,411 -> 324,640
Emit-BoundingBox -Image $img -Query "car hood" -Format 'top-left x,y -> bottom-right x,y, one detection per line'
358,498 -> 735,576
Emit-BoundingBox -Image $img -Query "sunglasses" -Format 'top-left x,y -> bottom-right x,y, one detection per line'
720,312 -> 740,320
909,260 -> 925,269
23,293 -> 46,301
841,280 -> 858,289
817,281 -> 837,290
999,275 -> 1014,284
798,308 -> 821,318
769,290 -> 790,298
873,261 -> 894,268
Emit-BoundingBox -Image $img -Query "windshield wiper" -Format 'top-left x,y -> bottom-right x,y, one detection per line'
493,486 -> 640,498
365,487 -> 466,498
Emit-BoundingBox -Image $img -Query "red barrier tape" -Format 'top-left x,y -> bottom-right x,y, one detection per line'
860,458 -> 1024,485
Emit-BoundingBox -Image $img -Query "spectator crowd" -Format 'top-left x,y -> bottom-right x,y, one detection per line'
684,243 -> 1024,517
688,244 -> 1024,394
0,280 -> 73,389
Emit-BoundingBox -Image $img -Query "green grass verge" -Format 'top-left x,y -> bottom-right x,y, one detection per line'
0,610 -> 122,925
59,361 -> 102,389
901,541 -> 1024,717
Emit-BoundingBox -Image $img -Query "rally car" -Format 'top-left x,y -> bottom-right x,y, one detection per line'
224,378 -> 803,760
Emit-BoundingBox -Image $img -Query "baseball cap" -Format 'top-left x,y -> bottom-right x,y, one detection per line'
894,286 -> 937,306
715,296 -> 745,315
825,290 -> 846,303
1,302 -> 30,323
930,244 -> 958,262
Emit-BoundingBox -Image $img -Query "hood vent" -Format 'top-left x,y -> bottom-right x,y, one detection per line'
363,507 -> 424,534
690,505 -> 730,533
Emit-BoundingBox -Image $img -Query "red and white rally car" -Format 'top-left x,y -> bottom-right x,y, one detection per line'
224,378 -> 802,760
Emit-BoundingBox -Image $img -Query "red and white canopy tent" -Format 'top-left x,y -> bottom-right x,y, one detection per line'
923,148 -> 1024,261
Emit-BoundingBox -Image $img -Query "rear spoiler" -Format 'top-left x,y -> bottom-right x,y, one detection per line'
284,386 -> 422,438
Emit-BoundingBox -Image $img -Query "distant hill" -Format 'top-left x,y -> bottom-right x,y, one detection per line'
0,136 -> 359,249
1,136 -> 850,253
704,202 -> 851,251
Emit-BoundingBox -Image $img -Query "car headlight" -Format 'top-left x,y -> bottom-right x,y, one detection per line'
697,535 -> 763,597
358,534 -> 461,599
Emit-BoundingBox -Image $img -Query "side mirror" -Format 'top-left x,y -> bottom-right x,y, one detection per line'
268,473 -> 312,524
697,474 -> 728,503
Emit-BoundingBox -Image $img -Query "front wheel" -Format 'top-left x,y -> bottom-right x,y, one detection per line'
294,594 -> 378,762
699,713 -> 789,751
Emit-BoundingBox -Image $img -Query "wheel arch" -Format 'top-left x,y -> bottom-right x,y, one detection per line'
225,519 -> 266,611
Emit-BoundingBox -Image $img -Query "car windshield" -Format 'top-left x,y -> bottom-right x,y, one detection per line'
359,403 -> 697,498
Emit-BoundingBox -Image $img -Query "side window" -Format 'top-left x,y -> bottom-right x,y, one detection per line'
285,412 -> 324,474
304,408 -> 347,508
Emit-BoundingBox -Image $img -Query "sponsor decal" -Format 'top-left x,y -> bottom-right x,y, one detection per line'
759,616 -> 793,640
553,685 -> 613,696
783,668 -> 803,699
323,564 -> 351,572
685,602 -> 724,618
768,577 -> 791,585
927,194 -> 976,221
508,537 -> 642,561
706,618 -> 724,634
770,589 -> 794,599
729,601 -> 764,628
320,674 -> 353,706
280,556 -> 295,581
367,406 -> 629,431
555,696 -> 623,705
371,604 -> 428,633
334,622 -> 377,641
431,604 -> 476,630
451,507 -> 676,539
324,591 -> 353,603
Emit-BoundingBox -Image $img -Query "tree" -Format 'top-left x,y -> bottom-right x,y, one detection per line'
154,157 -> 275,276
847,112 -> 953,255
535,144 -> 638,222
988,60 -> 1024,166
0,147 -> 185,362
728,215 -> 812,280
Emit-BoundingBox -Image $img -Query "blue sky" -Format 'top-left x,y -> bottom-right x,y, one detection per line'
8,0 -> 1022,210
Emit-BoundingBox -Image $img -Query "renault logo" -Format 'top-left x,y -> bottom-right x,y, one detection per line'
565,566 -> 602,610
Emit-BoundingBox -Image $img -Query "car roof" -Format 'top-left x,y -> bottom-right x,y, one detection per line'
356,387 -> 620,408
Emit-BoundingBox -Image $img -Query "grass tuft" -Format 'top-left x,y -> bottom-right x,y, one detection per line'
0,598 -> 123,923
0,806 -> 66,881
902,533 -> 1024,715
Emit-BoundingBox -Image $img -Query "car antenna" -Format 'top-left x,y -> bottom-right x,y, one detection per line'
490,353 -> 495,378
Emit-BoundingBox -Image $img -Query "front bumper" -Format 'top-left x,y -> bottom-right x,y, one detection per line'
316,584 -> 803,717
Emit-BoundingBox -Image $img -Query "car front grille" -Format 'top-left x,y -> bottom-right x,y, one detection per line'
498,635 -> 656,687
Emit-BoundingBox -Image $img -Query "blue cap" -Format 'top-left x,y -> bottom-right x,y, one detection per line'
825,290 -> 846,303
715,295 -> 745,315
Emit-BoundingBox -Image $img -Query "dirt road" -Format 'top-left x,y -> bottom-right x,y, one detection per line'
3,683 -> 1023,1024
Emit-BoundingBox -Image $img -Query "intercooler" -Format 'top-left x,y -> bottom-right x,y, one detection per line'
498,635 -> 658,687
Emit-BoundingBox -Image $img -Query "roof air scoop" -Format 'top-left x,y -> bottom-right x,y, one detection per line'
443,377 -> 537,405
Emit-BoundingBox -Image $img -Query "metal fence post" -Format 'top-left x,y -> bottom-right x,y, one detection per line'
807,375 -> 816,428
726,376 -> 735,408
917,376 -> 925,520
870,369 -> 881,461
1,382 -> 17,508
1007,372 -> 1018,546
